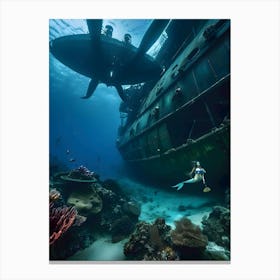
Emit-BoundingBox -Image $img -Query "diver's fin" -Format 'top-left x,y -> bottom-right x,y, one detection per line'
171,177 -> 199,190
171,182 -> 185,191
176,182 -> 185,191
81,78 -> 99,99
137,19 -> 170,56
115,84 -> 128,102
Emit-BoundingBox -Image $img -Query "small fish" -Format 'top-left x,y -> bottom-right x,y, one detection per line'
69,158 -> 75,162
66,149 -> 70,154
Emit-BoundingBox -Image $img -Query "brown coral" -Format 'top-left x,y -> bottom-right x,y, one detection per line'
124,218 -> 177,260
160,246 -> 178,261
171,217 -> 208,260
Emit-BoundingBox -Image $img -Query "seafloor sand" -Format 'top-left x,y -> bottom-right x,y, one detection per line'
68,236 -> 128,261
119,177 -> 216,227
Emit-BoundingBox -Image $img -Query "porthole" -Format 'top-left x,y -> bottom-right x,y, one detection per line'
187,47 -> 200,60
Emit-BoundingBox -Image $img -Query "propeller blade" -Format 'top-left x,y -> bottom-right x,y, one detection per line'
138,19 -> 170,55
81,78 -> 99,99
86,19 -> 103,40
115,84 -> 127,102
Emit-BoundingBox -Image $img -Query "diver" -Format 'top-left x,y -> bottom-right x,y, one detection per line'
171,161 -> 211,192
124,33 -> 132,44
104,25 -> 113,37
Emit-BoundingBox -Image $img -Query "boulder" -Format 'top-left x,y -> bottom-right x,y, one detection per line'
202,206 -> 230,249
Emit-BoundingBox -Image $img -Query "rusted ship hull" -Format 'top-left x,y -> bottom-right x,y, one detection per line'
117,19 -> 230,191
124,123 -> 229,189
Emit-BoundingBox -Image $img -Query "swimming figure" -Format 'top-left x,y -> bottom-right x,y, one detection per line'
171,161 -> 211,192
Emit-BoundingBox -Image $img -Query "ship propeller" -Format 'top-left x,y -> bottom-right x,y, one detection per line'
86,19 -> 103,40
137,19 -> 170,56
83,19 -> 169,102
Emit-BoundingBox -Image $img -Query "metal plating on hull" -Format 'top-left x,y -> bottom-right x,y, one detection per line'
117,19 -> 230,189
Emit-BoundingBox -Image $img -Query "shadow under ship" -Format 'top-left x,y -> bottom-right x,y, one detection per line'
117,19 -> 230,191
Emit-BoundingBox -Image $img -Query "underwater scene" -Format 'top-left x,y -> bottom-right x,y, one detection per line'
49,19 -> 230,261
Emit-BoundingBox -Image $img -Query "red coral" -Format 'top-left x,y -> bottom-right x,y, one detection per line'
49,202 -> 77,245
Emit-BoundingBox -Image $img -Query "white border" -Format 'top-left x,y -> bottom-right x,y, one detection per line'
1,0 -> 279,279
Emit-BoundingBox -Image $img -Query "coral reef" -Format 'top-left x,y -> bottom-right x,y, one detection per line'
124,221 -> 150,260
102,179 -> 125,196
204,242 -> 230,260
49,166 -> 141,258
73,214 -> 87,227
124,218 -> 178,260
49,202 -> 78,245
170,217 -> 208,260
111,215 -> 136,243
49,164 -> 230,261
52,167 -> 104,217
122,201 -> 141,216
202,206 -> 230,250
96,185 -> 118,206
67,187 -> 103,216
61,165 -> 98,182
50,225 -> 95,260
49,195 -> 90,259
95,185 -> 140,242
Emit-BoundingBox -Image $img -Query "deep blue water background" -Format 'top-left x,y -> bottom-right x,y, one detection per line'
49,19 -> 155,179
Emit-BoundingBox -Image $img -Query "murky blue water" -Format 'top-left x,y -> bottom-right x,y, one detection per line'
49,19 -> 163,179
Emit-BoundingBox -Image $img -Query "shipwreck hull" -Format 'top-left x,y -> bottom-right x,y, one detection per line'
125,123 -> 229,192
117,19 -> 230,191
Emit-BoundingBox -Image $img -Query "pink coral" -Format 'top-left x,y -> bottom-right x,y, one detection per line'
49,202 -> 77,245
69,165 -> 96,179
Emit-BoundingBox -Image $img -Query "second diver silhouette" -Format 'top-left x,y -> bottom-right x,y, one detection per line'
171,161 -> 211,192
